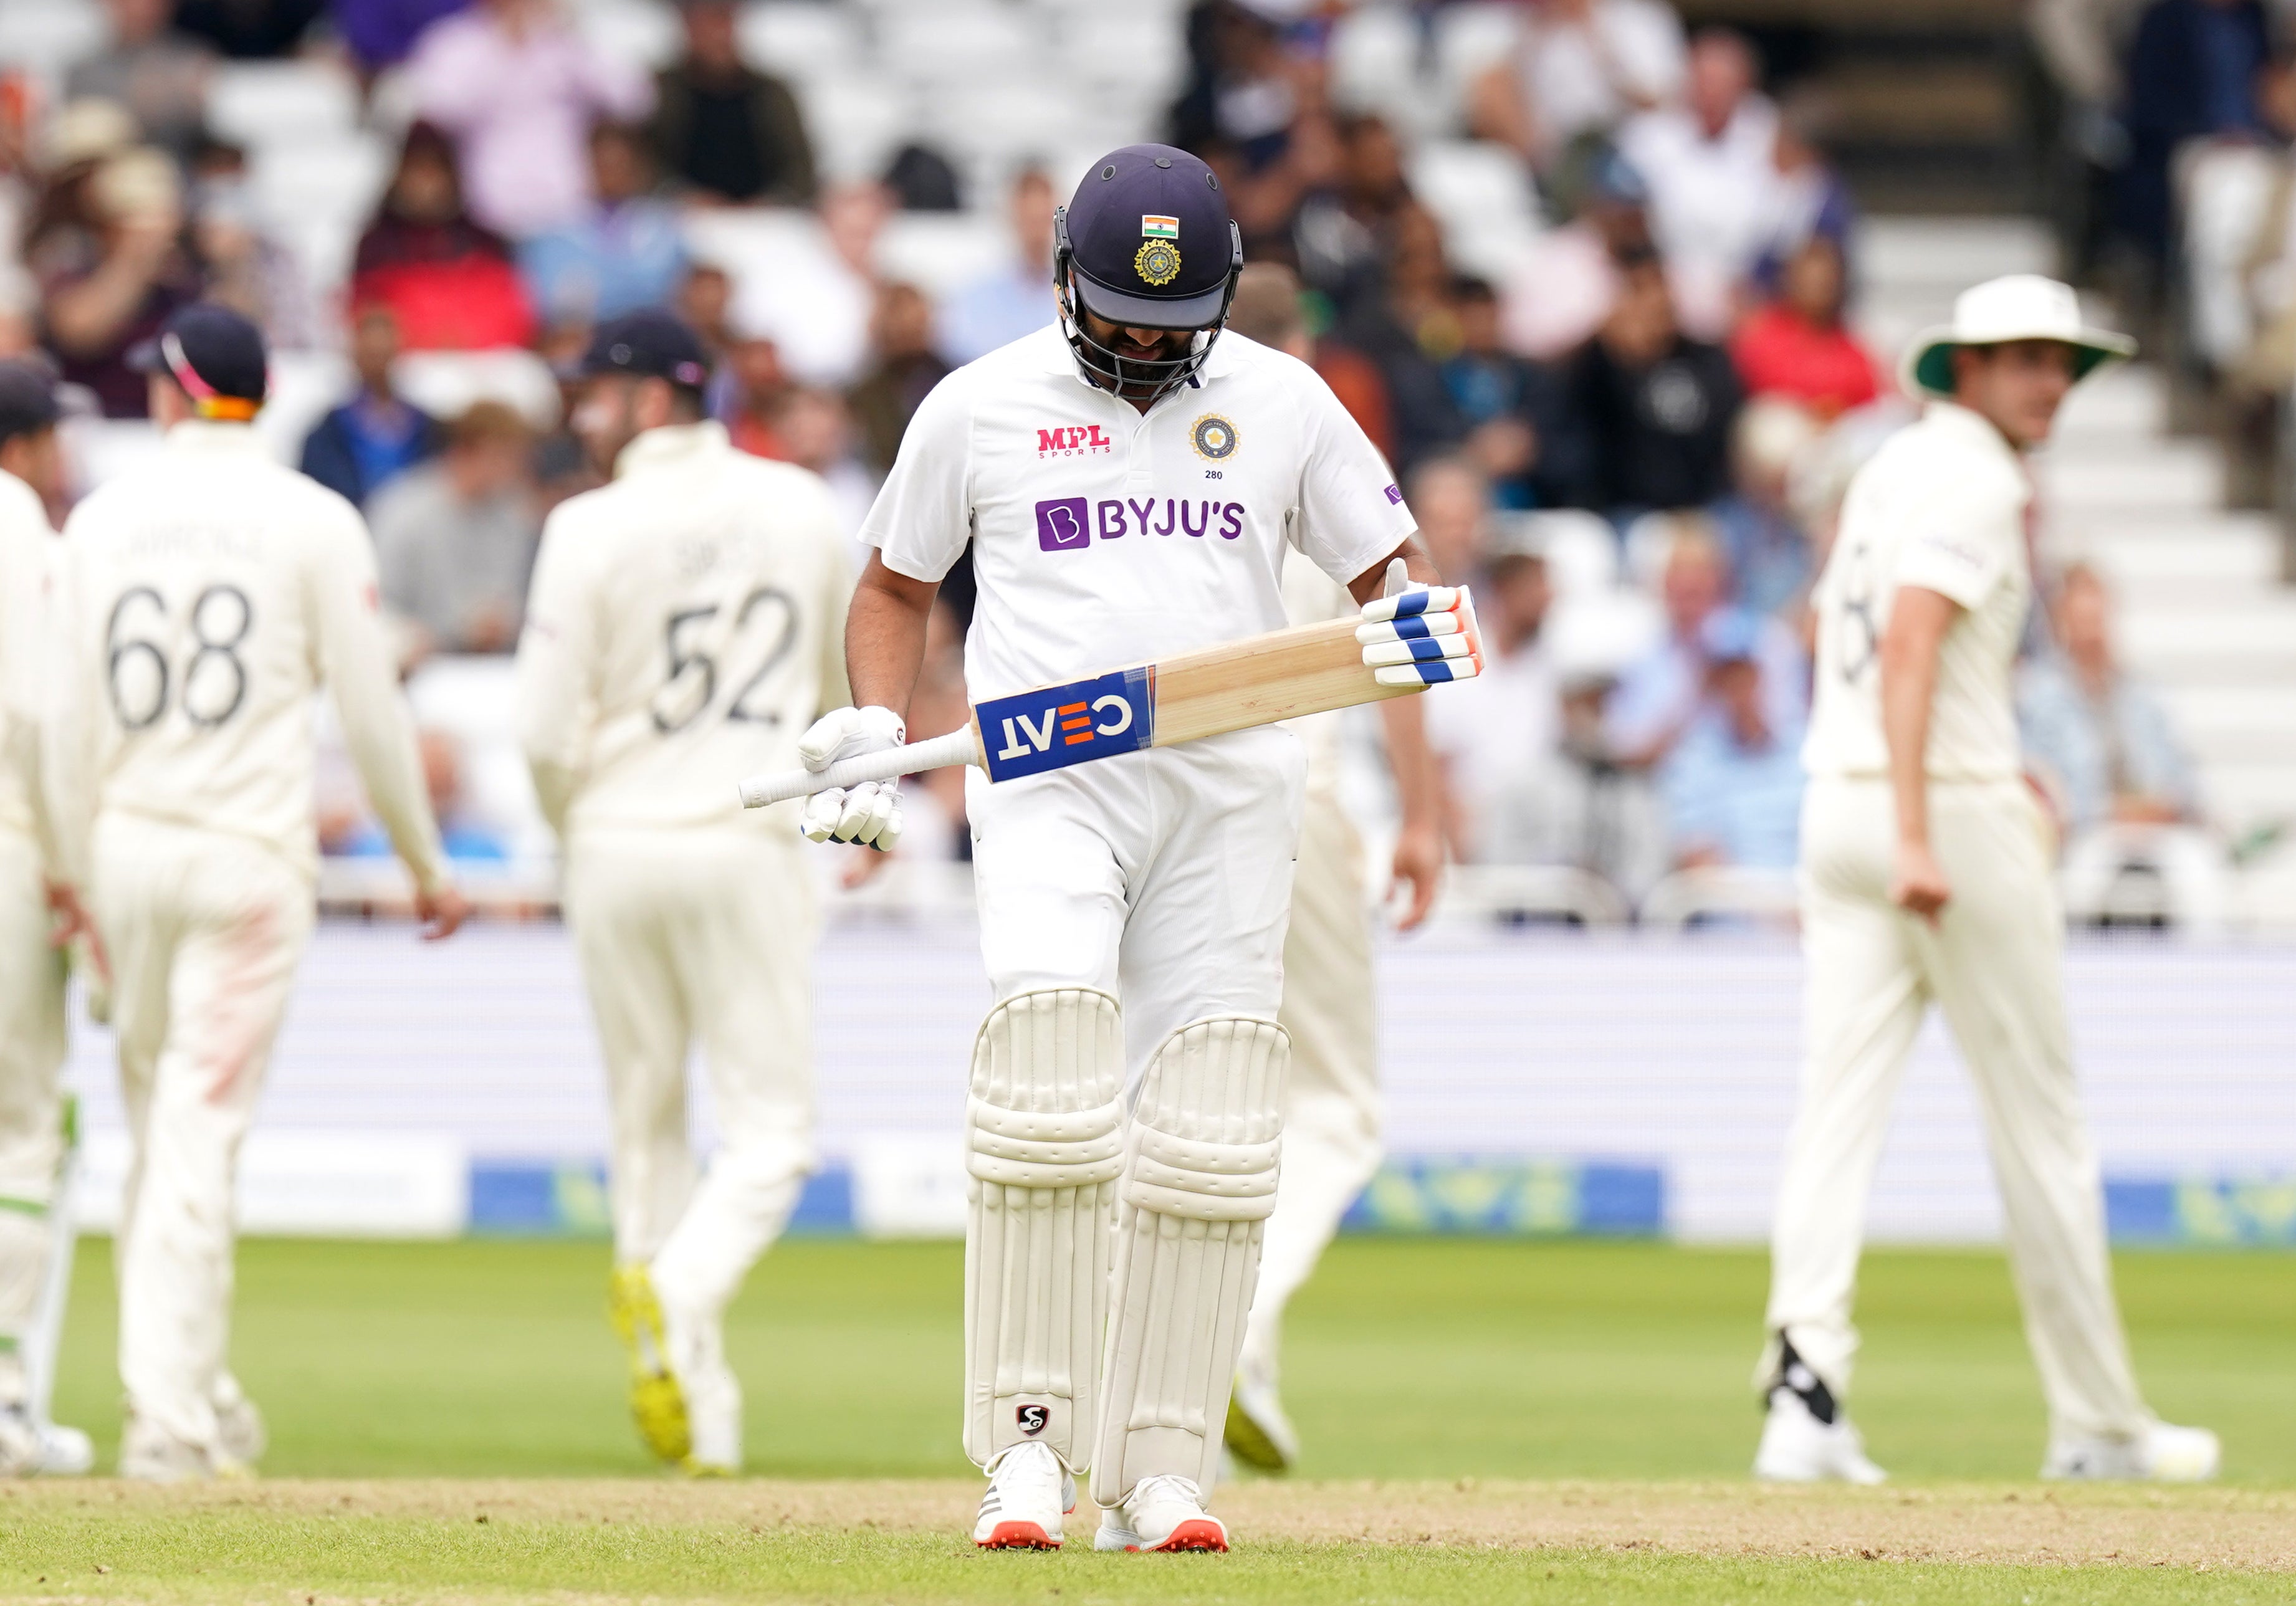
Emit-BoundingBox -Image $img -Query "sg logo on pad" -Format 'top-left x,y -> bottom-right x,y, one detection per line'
1016,1405 -> 1050,1436
1035,497 -> 1090,552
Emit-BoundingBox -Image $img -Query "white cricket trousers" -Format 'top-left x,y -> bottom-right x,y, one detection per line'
965,730 -> 1306,1491
967,731 -> 1307,1077
0,826 -> 70,1391
1765,777 -> 2150,1442
563,827 -> 815,1322
92,816 -> 312,1450
1238,784 -> 1381,1392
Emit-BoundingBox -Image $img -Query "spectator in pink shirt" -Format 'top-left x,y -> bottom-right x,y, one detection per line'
405,0 -> 652,239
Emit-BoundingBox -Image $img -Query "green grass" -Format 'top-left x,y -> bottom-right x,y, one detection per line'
46,1235 -> 2296,1483
27,1237 -> 2295,1603
3,1511 -> 2291,1606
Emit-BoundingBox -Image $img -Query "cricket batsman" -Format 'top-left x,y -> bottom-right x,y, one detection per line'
516,309 -> 853,1474
1757,275 -> 2217,1483
1215,265 -> 1445,1475
44,305 -> 468,1479
0,361 -> 93,1476
796,146 -> 1460,1551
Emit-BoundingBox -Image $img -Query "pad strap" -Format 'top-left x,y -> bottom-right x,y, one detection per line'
968,1096 -> 1126,1188
1123,1125 -> 1281,1220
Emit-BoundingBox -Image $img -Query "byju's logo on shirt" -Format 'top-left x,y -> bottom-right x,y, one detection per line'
1035,497 -> 1091,551
1036,424 -> 1112,458
1035,496 -> 1248,550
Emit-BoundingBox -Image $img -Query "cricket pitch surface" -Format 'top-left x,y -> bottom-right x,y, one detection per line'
2,1477 -> 2290,1605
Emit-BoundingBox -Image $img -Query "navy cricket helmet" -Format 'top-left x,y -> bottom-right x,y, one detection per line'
1054,144 -> 1243,403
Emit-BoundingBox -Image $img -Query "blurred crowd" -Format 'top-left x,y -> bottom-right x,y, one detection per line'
0,0 -> 2212,913
2035,0 -> 2296,524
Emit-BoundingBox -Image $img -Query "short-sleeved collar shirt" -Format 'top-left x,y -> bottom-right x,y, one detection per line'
863,325 -> 1413,704
1804,400 -> 2032,781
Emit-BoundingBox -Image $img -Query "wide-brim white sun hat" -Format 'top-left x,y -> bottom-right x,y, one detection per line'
1901,274 -> 2137,399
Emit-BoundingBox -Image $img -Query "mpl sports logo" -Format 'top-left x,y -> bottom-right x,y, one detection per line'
1036,424 -> 1112,459
977,667 -> 1155,781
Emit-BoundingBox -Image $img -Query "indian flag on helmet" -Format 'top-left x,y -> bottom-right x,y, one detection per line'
1140,214 -> 1179,239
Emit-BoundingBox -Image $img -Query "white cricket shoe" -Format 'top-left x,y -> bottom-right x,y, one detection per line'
118,1415 -> 250,1483
1223,1372 -> 1299,1475
972,1441 -> 1074,1549
1753,1389 -> 1888,1485
211,1375 -> 267,1467
1094,1474 -> 1230,1552
35,1423 -> 93,1476
2043,1421 -> 2220,1482
661,1301 -> 741,1476
0,1407 -> 40,1476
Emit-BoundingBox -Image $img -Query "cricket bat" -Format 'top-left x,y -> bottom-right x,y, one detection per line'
737,602 -> 1473,810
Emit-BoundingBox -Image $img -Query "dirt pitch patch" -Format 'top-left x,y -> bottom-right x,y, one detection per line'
4,1477 -> 2289,1573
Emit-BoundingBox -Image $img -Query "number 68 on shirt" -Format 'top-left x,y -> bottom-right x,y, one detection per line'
735,586 -> 1482,809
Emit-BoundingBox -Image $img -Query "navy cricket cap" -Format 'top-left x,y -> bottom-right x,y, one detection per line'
130,302 -> 268,414
578,309 -> 710,390
0,360 -> 60,446
1061,144 -> 1239,329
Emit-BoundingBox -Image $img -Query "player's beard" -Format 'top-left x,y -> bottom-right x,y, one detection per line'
1073,310 -> 1199,403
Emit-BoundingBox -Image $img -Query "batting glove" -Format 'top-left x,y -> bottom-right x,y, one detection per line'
795,705 -> 907,851
1356,563 -> 1484,687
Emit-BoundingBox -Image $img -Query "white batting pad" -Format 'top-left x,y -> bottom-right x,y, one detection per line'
964,988 -> 1126,1470
1090,1016 -> 1290,1505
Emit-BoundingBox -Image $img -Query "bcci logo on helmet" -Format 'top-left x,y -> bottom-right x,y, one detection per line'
1134,238 -> 1182,287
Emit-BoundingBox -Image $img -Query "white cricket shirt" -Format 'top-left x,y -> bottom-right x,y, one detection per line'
44,421 -> 448,893
1804,401 -> 2032,783
0,469 -> 50,845
864,325 -> 1413,703
515,421 -> 850,835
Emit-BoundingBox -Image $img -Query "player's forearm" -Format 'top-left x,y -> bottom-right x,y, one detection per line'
844,557 -> 938,719
1377,695 -> 1440,832
1346,538 -> 1441,607
37,614 -> 97,890
1879,605 -> 1949,849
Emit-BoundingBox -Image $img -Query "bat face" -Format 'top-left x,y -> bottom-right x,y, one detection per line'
976,667 -> 1155,780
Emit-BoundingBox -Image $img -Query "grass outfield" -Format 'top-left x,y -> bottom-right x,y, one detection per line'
22,1236 -> 2296,1603
49,1236 -> 2296,1481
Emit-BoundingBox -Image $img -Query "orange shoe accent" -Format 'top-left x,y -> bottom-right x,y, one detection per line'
978,1521 -> 1060,1550
1144,1518 -> 1228,1552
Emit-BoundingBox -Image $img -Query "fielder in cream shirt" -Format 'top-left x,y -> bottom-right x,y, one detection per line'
45,306 -> 466,1481
515,310 -> 852,1476
0,361 -> 93,1477
1756,275 -> 2217,1486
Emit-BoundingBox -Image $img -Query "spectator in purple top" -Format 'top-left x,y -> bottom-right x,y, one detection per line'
406,0 -> 653,239
332,0 -> 472,74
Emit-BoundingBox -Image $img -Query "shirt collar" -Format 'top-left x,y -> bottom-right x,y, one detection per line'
163,419 -> 267,456
615,419 -> 730,479
1923,398 -> 2023,464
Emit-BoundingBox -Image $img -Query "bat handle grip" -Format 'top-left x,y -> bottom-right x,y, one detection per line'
737,725 -> 983,810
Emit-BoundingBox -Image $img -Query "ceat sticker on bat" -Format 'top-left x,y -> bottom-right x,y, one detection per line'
977,667 -> 1157,781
